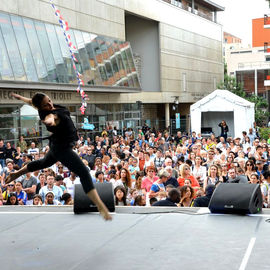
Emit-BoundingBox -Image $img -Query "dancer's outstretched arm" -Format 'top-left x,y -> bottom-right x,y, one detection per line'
11,93 -> 33,107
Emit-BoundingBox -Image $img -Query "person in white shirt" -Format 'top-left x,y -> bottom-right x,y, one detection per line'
63,172 -> 80,198
28,142 -> 39,156
39,174 -> 63,202
192,156 -> 207,187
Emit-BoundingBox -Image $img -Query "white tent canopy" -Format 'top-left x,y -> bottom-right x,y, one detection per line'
190,90 -> 255,138
20,104 -> 38,117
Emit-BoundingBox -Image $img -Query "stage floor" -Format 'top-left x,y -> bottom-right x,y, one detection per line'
1,206 -> 270,270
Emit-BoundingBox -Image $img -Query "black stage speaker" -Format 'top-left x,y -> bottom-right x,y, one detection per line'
74,183 -> 115,214
208,183 -> 263,214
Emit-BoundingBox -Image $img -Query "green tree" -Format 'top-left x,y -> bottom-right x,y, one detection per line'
217,74 -> 269,126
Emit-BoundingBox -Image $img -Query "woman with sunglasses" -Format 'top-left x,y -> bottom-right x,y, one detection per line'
220,163 -> 229,183
7,93 -> 111,220
245,160 -> 256,181
2,181 -> 15,204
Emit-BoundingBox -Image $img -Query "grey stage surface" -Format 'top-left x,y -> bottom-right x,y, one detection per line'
1,206 -> 270,270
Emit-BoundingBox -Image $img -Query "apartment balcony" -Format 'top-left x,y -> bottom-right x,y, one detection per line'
162,0 -> 224,23
238,61 -> 270,71
264,75 -> 270,86
264,42 -> 270,61
264,14 -> 270,29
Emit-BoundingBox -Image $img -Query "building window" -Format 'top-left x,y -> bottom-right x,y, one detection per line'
0,11 -> 140,89
183,73 -> 186,91
188,2 -> 198,14
171,0 -> 182,8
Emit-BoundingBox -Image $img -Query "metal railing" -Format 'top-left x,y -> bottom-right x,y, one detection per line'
238,61 -> 270,70
264,14 -> 270,25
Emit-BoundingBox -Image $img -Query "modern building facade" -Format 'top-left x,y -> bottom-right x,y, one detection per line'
0,0 -> 224,144
225,17 -> 270,105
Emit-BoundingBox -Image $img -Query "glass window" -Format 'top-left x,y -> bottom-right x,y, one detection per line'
74,30 -> 91,71
0,12 -> 140,89
74,30 -> 97,85
82,32 -> 102,85
119,41 -> 131,74
92,38 -> 103,64
125,45 -> 136,73
132,74 -> 140,88
105,61 -> 115,85
11,15 -> 38,82
99,66 -> 108,85
23,18 -> 48,82
111,56 -> 120,82
82,32 -> 97,68
0,13 -> 26,81
97,37 -> 109,60
34,21 -> 58,82
127,75 -> 134,87
55,25 -> 76,83
0,28 -> 13,80
45,23 -> 68,83
68,30 -> 83,75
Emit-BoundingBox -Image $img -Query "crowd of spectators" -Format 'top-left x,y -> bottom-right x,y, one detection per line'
0,124 -> 270,208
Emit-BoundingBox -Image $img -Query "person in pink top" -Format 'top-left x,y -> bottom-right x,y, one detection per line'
141,166 -> 159,195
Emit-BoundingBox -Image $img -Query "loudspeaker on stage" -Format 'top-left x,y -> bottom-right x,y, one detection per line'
208,183 -> 263,214
74,182 -> 115,214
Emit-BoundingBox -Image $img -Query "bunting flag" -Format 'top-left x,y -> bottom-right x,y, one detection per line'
50,0 -> 88,114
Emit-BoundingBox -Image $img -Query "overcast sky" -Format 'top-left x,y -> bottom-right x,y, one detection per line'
214,0 -> 270,46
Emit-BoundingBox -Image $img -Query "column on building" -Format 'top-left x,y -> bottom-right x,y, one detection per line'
165,103 -> 170,129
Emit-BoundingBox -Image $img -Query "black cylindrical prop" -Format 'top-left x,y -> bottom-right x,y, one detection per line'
74,183 -> 115,214
208,183 -> 262,214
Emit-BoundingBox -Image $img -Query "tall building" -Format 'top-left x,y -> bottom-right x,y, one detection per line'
0,0 -> 224,144
224,32 -> 242,44
225,17 -> 270,103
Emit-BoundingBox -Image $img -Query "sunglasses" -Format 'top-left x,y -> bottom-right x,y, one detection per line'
8,184 -> 14,187
246,164 -> 252,166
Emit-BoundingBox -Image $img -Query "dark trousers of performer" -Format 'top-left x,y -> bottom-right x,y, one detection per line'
27,142 -> 94,194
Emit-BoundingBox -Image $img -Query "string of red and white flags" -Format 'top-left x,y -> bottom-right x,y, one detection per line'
50,0 -> 88,114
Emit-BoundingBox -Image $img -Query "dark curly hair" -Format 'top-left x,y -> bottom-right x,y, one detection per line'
32,92 -> 46,108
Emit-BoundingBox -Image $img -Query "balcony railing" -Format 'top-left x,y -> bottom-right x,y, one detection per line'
238,61 -> 270,70
264,72 -> 270,86
264,14 -> 270,28
264,42 -> 270,61
168,0 -> 215,22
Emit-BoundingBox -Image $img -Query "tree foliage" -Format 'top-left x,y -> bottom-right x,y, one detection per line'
217,74 -> 269,126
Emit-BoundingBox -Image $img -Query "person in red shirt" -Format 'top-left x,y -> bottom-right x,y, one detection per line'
138,150 -> 145,171
141,166 -> 159,195
177,164 -> 200,190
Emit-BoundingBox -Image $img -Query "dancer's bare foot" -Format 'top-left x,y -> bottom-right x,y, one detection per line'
98,205 -> 112,221
5,172 -> 18,184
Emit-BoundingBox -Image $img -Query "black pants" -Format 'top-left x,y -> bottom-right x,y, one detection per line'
27,143 -> 94,194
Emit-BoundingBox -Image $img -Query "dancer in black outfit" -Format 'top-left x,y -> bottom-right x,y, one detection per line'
7,92 -> 112,220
